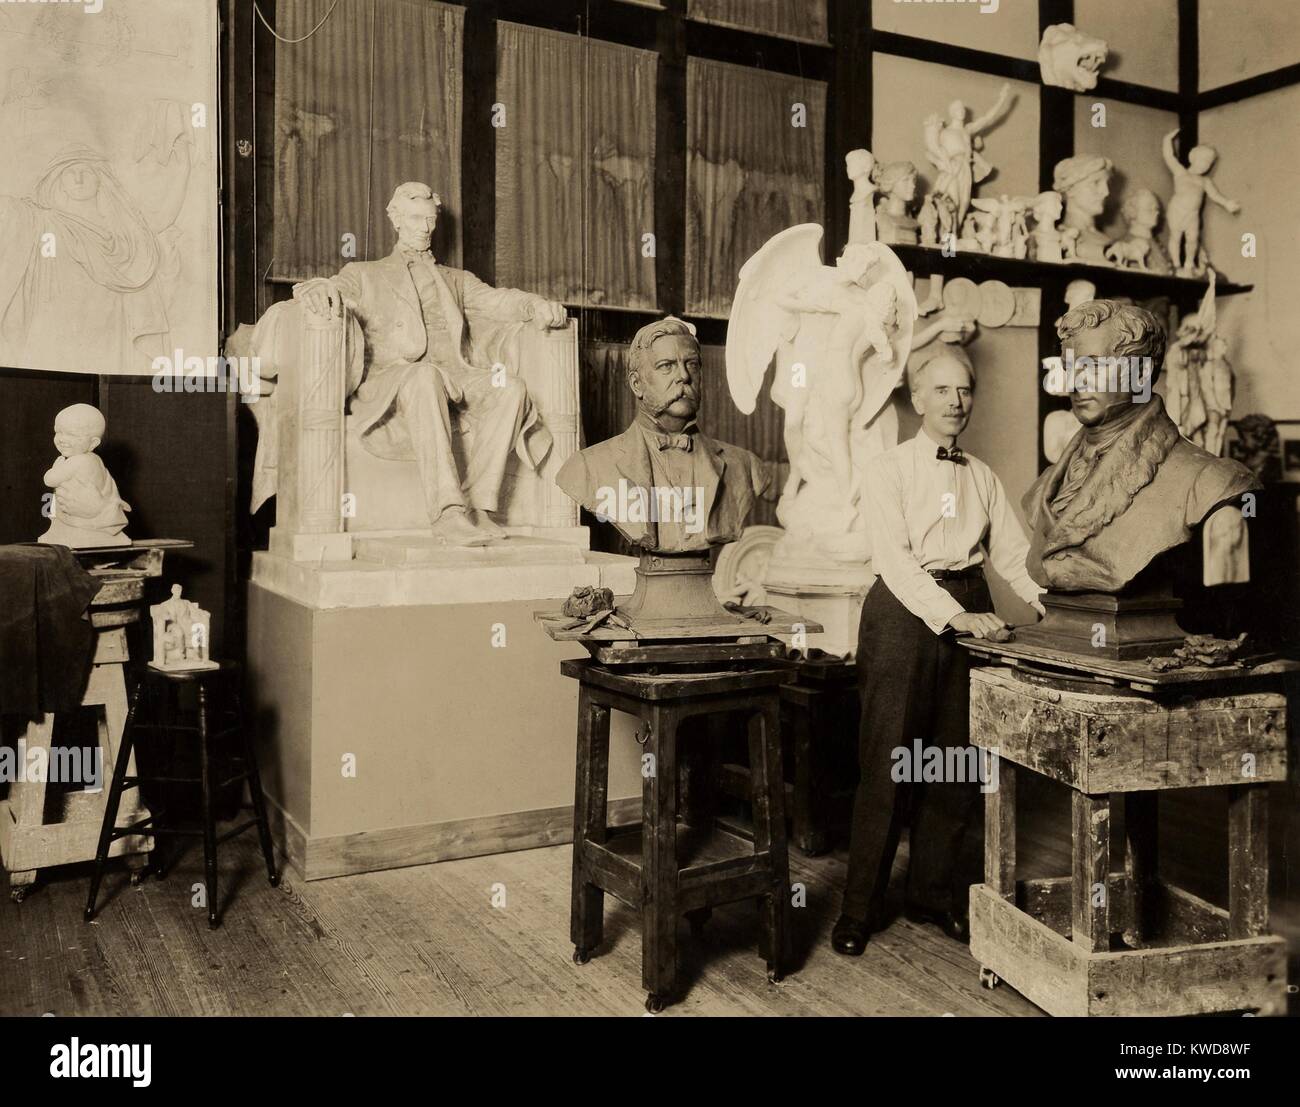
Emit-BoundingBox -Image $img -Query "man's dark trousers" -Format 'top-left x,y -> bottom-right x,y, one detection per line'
841,573 -> 993,923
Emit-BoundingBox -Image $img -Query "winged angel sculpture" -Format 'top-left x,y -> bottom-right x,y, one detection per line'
727,227 -> 917,574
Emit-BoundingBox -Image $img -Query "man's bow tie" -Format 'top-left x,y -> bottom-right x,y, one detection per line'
936,445 -> 966,465
657,433 -> 693,452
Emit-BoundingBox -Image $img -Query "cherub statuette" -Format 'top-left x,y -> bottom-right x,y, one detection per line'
39,403 -> 131,549
1163,129 -> 1240,277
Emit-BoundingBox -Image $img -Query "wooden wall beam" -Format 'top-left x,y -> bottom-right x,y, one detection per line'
1178,0 -> 1199,150
825,0 -> 870,263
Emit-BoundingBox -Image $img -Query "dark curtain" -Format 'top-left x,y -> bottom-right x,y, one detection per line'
686,58 -> 825,318
272,0 -> 463,282
495,23 -> 658,309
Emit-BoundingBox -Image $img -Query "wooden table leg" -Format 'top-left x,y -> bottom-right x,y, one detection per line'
1124,792 -> 1158,947
985,759 -> 1016,902
641,703 -> 680,1009
750,699 -> 789,980
1071,792 -> 1111,952
570,687 -> 609,961
1228,784 -> 1268,939
788,691 -> 825,855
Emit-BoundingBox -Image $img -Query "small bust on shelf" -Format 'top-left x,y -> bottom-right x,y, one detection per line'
1106,188 -> 1173,274
39,403 -> 131,549
150,583 -> 217,672
872,160 -> 921,246
556,317 -> 769,555
1027,190 -> 1075,263
1053,154 -> 1114,265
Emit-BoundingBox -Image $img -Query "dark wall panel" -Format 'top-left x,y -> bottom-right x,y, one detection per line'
97,379 -> 233,653
0,371 -> 96,545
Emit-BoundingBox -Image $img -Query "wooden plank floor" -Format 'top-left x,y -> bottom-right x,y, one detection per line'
1,833 -> 1042,1017
1,784 -> 1293,1016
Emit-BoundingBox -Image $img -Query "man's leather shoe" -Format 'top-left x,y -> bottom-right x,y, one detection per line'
904,904 -> 970,944
831,913 -> 870,956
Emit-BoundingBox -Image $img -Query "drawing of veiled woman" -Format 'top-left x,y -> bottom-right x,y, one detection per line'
0,144 -> 171,373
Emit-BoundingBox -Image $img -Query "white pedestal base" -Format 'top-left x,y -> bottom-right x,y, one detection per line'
247,547 -> 643,879
764,581 -> 872,658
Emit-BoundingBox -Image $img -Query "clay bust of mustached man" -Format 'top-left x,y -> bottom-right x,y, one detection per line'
555,317 -> 770,552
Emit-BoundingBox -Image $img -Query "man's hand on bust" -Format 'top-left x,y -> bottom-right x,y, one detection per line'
293,278 -> 343,319
528,300 -> 568,329
950,612 -> 1009,639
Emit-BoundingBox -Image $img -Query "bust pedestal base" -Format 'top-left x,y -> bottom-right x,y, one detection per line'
1013,584 -> 1185,660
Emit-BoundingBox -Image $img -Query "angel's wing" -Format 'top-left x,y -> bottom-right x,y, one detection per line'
853,242 -> 920,428
726,223 -> 825,415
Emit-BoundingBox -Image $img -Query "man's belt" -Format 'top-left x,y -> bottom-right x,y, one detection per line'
926,566 -> 984,581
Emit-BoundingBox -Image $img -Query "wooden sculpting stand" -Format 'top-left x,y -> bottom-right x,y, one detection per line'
562,658 -> 793,1013
961,638 -> 1291,1016
1,541 -> 189,901
717,655 -> 858,855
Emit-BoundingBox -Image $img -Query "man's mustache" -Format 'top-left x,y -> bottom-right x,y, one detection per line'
651,387 -> 697,415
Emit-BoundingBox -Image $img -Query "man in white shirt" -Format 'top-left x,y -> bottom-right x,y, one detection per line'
832,346 -> 1043,955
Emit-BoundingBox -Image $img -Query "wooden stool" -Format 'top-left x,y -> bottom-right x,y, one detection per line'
717,656 -> 858,855
966,661 -> 1288,1016
84,662 -> 279,929
562,659 -> 793,1013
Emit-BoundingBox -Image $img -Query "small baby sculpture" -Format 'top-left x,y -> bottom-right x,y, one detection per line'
39,403 -> 131,549
1163,129 -> 1240,277
150,584 -> 217,672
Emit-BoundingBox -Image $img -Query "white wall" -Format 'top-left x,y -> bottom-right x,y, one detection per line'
1202,85 -> 1300,418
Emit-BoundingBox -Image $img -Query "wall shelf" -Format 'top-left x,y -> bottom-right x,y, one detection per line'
889,244 -> 1252,303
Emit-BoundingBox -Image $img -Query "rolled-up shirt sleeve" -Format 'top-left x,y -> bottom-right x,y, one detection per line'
866,456 -> 965,635
983,470 -> 1045,610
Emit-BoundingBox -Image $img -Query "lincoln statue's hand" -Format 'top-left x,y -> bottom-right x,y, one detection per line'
529,299 -> 568,330
293,278 -> 343,320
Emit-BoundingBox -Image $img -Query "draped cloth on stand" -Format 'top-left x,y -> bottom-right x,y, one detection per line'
686,58 -> 826,318
0,546 -> 100,716
495,23 -> 657,311
271,0 -> 464,282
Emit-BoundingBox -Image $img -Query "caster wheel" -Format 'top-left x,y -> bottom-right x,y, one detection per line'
979,966 -> 1001,990
572,947 -> 590,966
269,873 -> 281,888
208,916 -> 220,931
767,967 -> 784,985
10,887 -> 29,904
83,908 -> 94,923
129,870 -> 146,887
645,993 -> 665,1014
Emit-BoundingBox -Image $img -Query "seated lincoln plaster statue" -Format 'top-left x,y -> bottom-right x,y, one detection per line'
292,182 -> 569,546
1024,299 -> 1257,595
555,317 -> 770,554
